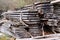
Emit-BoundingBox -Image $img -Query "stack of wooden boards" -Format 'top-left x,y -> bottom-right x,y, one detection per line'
2,1 -> 60,38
